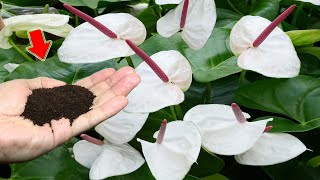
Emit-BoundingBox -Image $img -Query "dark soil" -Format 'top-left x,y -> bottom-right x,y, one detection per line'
22,85 -> 95,126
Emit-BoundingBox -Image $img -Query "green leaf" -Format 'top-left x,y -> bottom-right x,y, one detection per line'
250,0 -> 280,20
235,75 -> 320,124
5,55 -> 117,84
10,145 -> 89,180
184,28 -> 241,82
255,116 -> 320,132
307,155 -> 320,168
286,30 -> 320,46
202,173 -> 229,180
58,0 -> 100,9
0,48 -> 26,82
138,5 -> 160,35
216,8 -> 241,28
297,47 -> 320,59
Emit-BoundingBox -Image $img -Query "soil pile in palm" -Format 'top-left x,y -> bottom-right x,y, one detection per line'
22,85 -> 95,126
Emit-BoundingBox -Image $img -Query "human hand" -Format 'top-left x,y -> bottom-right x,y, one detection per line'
0,67 -> 140,163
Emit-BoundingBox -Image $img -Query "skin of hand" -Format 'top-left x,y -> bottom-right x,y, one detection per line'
0,67 -> 140,163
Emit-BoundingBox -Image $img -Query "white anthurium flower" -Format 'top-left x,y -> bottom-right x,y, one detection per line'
138,120 -> 201,180
230,15 -> 300,78
73,135 -> 145,180
95,110 -> 149,144
0,14 -> 73,49
183,103 -> 273,155
235,132 -> 307,166
296,0 -> 320,5
125,50 -> 192,113
155,0 -> 183,5
3,63 -> 20,73
157,0 -> 217,50
58,13 -> 147,63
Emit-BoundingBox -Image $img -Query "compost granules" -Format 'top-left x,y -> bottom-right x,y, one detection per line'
22,85 -> 95,126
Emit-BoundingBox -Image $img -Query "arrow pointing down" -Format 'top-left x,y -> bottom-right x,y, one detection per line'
26,29 -> 52,61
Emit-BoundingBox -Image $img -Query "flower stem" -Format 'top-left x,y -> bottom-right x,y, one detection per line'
253,5 -> 296,47
205,82 -> 212,104
292,3 -> 304,26
63,4 -> 117,39
170,106 -> 177,120
175,104 -> 183,120
156,119 -> 168,144
43,4 -> 50,13
227,0 -> 244,16
126,56 -> 134,68
8,37 -> 33,62
180,0 -> 189,28
75,15 -> 79,27
239,69 -> 246,87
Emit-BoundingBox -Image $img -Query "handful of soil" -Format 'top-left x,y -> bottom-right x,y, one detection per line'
22,85 -> 95,126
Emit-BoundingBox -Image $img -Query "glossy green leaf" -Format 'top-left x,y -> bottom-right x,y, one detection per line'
10,145 -> 89,180
202,173 -> 229,180
5,56 -> 117,83
307,155 -> 320,168
287,30 -> 320,46
184,28 -> 241,82
236,76 -> 320,123
58,0 -> 100,9
0,48 -> 26,82
216,8 -> 242,28
297,47 -> 320,59
250,0 -> 280,20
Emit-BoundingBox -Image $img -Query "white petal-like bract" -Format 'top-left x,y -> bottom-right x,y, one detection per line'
0,14 -> 72,49
157,0 -> 216,50
155,0 -> 183,5
235,133 -> 307,166
138,121 -> 201,180
95,110 -> 149,144
125,50 -> 192,113
230,16 -> 300,78
296,0 -> 320,5
73,140 -> 144,180
184,104 -> 272,155
58,13 -> 146,63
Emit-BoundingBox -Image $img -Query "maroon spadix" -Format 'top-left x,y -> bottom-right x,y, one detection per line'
80,134 -> 104,145
263,126 -> 273,133
63,4 -> 170,83
180,0 -> 189,29
253,4 -> 296,47
156,119 -> 168,144
231,103 -> 246,123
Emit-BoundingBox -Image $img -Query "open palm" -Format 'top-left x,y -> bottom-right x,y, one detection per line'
0,67 -> 140,163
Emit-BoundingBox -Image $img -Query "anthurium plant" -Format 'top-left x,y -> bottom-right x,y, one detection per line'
0,0 -> 320,179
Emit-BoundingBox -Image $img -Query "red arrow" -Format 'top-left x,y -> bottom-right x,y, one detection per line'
26,29 -> 52,61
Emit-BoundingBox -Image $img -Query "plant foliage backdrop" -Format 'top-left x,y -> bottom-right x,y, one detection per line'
0,0 -> 319,179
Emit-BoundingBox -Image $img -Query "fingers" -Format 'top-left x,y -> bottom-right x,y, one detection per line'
27,77 -> 66,90
89,66 -> 137,96
71,96 -> 128,136
74,68 -> 116,89
92,72 -> 140,108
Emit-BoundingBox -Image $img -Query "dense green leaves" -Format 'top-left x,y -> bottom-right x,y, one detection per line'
287,30 -> 320,46
0,48 -> 26,82
10,145 -> 89,180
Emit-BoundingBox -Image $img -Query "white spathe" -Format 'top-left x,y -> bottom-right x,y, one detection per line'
230,16 -> 300,78
95,110 -> 149,144
58,13 -> 146,63
3,63 -> 20,73
296,0 -> 320,5
0,14 -> 73,49
157,0 -> 216,50
125,50 -> 192,113
184,104 -> 272,155
73,140 -> 144,180
138,121 -> 201,180
235,133 -> 307,166
155,0 -> 183,5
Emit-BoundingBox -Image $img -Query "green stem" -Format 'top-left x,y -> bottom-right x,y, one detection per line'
170,106 -> 177,120
292,3 -> 304,26
227,0 -> 244,16
43,4 -> 50,13
93,9 -> 99,17
205,82 -> 212,104
126,56 -> 134,68
175,104 -> 183,120
8,37 -> 33,62
75,15 -> 79,27
239,69 -> 247,87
